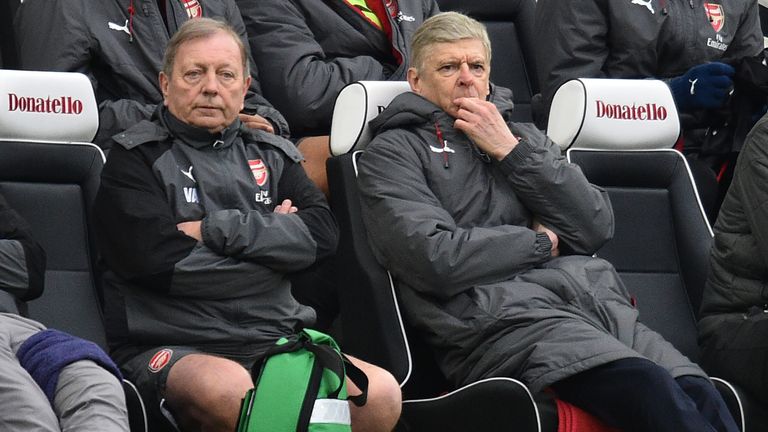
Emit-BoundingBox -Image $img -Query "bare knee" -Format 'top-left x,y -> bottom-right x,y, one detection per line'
347,356 -> 402,432
165,354 -> 253,432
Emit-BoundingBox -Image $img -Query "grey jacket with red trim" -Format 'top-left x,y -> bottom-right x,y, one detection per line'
236,0 -> 439,137
357,86 -> 706,391
534,0 -> 762,124
14,0 -> 289,149
93,107 -> 337,362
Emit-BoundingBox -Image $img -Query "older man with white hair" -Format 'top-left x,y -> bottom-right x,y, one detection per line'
358,11 -> 739,432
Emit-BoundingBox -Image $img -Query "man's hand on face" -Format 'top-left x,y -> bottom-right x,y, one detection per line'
453,97 -> 519,161
239,113 -> 275,134
273,199 -> 298,214
532,220 -> 560,257
177,220 -> 203,241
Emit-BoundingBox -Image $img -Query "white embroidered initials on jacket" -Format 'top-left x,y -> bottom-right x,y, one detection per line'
183,187 -> 199,203
255,190 -> 272,205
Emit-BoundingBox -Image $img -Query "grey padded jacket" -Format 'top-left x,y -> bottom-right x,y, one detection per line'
93,107 -> 337,362
535,0 -> 762,118
699,115 -> 768,338
357,86 -> 705,391
236,0 -> 438,137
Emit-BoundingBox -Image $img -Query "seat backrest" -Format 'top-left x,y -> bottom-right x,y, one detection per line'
0,70 -> 106,348
0,69 -> 99,142
0,142 -> 106,346
553,78 -> 711,361
437,0 -> 539,122
566,152 -> 712,362
327,152 -> 451,399
330,81 -> 411,156
547,78 -> 680,151
328,81 -> 486,397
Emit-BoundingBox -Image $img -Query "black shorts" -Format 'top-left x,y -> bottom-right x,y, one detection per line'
121,346 -> 266,429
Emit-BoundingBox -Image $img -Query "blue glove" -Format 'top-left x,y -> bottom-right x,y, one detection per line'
668,62 -> 735,112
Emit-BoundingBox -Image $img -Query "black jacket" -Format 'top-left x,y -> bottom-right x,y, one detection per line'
93,107 -> 337,361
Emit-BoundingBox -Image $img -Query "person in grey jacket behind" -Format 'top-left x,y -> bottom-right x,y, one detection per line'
235,0 -> 439,325
534,0 -> 762,130
93,18 -> 401,432
0,192 -> 129,432
533,0 -> 763,219
236,0 -> 438,138
698,114 -> 768,405
357,12 -> 739,432
14,0 -> 289,151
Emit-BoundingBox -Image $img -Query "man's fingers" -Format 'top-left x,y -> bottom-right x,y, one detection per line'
274,199 -> 296,214
239,113 -> 275,134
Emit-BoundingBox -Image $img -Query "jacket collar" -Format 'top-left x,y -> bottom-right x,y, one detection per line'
159,106 -> 241,150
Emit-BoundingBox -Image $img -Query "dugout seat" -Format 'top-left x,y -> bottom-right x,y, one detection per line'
437,0 -> 539,122
0,69 -> 148,432
553,77 -> 768,431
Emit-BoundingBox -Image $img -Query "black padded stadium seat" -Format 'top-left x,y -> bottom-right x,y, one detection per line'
0,70 -> 148,432
566,147 -> 768,431
552,78 -> 768,431
437,0 -> 539,122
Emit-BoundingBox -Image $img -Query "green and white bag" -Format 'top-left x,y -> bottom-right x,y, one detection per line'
236,329 -> 368,432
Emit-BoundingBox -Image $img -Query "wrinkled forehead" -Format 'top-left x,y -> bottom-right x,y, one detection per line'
423,39 -> 489,65
174,31 -> 245,68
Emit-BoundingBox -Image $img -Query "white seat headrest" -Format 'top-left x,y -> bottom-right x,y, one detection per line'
0,70 -> 98,143
330,80 -> 411,156
547,78 -> 680,151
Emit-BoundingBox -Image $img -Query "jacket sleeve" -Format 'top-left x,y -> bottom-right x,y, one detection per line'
735,120 -> 768,267
0,193 -> 46,301
93,144 -> 199,292
723,0 -> 764,62
225,0 -> 291,138
534,0 -> 609,109
358,131 -> 554,300
237,0 -> 394,134
498,123 -> 614,255
201,157 -> 339,272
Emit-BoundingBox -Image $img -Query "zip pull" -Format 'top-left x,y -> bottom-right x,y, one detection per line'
127,0 -> 135,42
213,132 -> 225,149
434,121 -> 449,169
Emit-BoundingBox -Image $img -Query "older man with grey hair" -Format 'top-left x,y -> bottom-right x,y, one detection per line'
358,11 -> 738,432
94,18 -> 401,432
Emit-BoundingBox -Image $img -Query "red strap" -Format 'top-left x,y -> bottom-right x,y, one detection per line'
673,134 -> 685,152
716,159 -> 729,183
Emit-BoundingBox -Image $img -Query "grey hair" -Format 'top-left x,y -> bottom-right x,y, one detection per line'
162,17 -> 249,78
410,12 -> 492,71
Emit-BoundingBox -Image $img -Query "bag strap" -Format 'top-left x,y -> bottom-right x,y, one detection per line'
252,330 -> 369,406
342,354 -> 368,407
